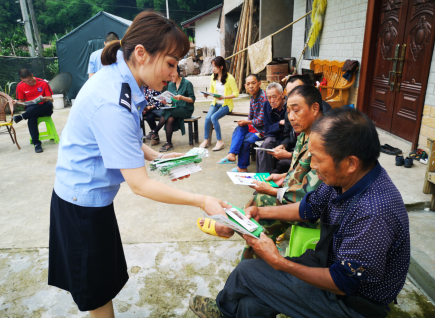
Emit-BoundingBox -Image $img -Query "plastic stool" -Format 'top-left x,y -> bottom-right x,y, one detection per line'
285,225 -> 321,258
30,116 -> 60,144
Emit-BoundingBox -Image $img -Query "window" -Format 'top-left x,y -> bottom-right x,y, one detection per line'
304,0 -> 320,59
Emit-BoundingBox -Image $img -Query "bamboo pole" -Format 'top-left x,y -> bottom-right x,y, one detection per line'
232,0 -> 247,75
225,10 -> 312,61
245,0 -> 254,77
237,1 -> 250,91
234,0 -> 248,80
229,1 -> 244,73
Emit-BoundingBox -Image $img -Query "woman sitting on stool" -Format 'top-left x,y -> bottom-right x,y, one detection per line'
147,66 -> 195,152
143,86 -> 165,146
199,56 -> 239,151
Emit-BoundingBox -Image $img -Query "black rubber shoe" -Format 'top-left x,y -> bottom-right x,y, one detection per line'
395,155 -> 404,166
404,157 -> 413,168
384,144 -> 402,155
35,143 -> 43,153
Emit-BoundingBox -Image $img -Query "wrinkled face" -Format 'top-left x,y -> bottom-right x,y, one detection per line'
266,87 -> 285,109
286,93 -> 319,134
245,75 -> 261,96
285,79 -> 304,95
133,45 -> 179,91
212,62 -> 223,75
309,132 -> 349,187
20,76 -> 36,86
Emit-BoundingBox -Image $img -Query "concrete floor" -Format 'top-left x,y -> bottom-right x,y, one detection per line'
0,76 -> 434,317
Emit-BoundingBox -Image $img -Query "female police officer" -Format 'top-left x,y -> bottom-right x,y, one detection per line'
49,11 -> 228,317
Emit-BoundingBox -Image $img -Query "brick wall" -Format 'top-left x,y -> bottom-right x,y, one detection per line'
291,0 -> 368,106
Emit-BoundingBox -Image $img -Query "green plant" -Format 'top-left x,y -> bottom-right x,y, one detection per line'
47,60 -> 59,77
0,81 -> 17,97
43,41 -> 57,57
0,31 -> 31,57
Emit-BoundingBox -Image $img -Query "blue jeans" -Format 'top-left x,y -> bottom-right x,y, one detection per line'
204,104 -> 230,140
216,259 -> 365,318
229,125 -> 260,169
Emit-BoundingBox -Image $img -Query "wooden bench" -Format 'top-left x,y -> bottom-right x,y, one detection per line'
141,116 -> 200,146
423,138 -> 435,210
310,59 -> 358,108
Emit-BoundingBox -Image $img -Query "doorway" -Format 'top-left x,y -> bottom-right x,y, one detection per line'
358,0 -> 435,148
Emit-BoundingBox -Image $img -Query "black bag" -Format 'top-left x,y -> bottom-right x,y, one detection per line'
344,293 -> 388,318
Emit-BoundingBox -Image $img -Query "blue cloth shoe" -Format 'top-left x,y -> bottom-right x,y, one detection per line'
229,167 -> 246,173
217,157 -> 236,164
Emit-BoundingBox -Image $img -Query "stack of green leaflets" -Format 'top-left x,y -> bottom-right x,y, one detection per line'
150,148 -> 208,176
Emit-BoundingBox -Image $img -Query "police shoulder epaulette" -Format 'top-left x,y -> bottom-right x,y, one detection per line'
119,83 -> 132,112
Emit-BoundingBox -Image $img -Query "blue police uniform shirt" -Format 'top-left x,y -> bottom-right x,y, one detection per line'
88,48 -> 123,74
55,57 -> 148,207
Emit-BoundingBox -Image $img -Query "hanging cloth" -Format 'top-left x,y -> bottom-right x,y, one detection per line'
247,36 -> 273,74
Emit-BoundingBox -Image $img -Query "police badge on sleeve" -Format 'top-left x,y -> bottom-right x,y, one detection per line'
119,83 -> 132,112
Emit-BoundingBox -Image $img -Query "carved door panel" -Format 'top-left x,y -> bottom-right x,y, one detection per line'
368,0 -> 435,143
390,0 -> 435,141
368,0 -> 409,131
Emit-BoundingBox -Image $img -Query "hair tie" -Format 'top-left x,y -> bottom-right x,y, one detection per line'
119,40 -> 122,47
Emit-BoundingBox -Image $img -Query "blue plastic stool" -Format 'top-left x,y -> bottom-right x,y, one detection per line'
30,116 -> 60,144
285,225 -> 321,258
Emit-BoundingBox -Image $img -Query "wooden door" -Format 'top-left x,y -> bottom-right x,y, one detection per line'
367,0 -> 435,143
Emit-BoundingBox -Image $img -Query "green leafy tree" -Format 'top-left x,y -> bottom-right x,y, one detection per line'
0,31 -> 31,57
0,0 -> 222,47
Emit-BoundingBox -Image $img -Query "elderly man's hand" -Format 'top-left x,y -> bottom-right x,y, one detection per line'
249,180 -> 277,195
265,173 -> 285,187
237,120 -> 250,127
244,206 -> 261,222
270,147 -> 292,160
243,233 -> 281,268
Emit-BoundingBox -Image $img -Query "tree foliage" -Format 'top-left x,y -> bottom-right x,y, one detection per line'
0,0 -> 222,46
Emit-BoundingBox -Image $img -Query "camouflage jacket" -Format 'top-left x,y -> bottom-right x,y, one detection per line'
281,132 -> 322,204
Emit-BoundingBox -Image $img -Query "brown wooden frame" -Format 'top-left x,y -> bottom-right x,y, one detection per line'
0,92 -> 20,150
357,0 -> 435,149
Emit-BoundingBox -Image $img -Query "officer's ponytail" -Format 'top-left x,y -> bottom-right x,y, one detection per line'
101,11 -> 189,66
102,40 -> 122,65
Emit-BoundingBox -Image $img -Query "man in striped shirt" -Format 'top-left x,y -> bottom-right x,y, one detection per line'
218,74 -> 266,172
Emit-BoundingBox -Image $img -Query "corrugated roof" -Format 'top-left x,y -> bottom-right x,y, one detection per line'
181,4 -> 223,27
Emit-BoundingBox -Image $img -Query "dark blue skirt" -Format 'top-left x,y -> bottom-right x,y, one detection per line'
48,190 -> 128,311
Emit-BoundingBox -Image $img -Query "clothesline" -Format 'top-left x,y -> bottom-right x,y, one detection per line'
225,10 -> 313,61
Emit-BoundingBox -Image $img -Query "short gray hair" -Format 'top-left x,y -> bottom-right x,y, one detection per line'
266,82 -> 283,94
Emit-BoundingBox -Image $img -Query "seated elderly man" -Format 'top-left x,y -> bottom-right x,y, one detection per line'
271,75 -> 332,174
190,107 -> 410,318
217,74 -> 266,172
256,82 -> 287,174
197,86 -> 324,259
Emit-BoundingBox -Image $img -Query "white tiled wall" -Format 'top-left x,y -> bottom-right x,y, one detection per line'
291,0 -> 369,105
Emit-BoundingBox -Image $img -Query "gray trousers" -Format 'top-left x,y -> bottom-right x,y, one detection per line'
256,137 -> 279,174
216,259 -> 365,318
